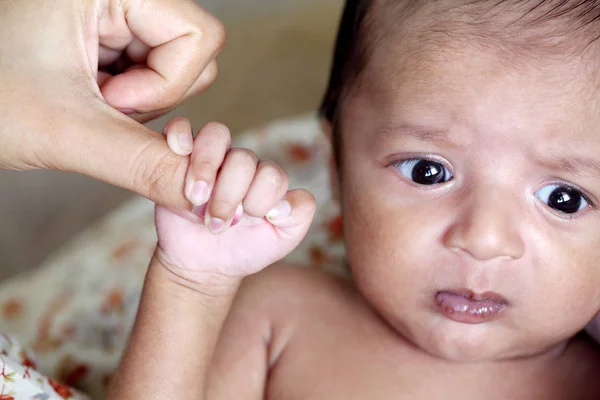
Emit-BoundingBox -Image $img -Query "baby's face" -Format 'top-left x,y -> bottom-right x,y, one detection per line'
336,40 -> 600,361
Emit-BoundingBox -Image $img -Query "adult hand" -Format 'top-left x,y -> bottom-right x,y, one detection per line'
0,0 -> 225,208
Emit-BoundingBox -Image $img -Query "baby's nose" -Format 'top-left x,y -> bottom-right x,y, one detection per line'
443,186 -> 525,261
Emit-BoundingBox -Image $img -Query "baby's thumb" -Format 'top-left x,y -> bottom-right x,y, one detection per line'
267,189 -> 317,245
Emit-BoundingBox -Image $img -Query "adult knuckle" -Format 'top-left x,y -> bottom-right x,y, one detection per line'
133,142 -> 186,203
193,12 -> 226,53
204,15 -> 226,52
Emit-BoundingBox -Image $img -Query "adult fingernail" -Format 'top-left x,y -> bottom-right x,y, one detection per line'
178,133 -> 193,154
266,200 -> 291,222
207,216 -> 225,234
190,181 -> 209,206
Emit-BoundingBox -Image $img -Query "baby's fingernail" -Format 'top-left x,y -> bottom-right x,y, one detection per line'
232,204 -> 243,226
178,133 -> 193,154
119,108 -> 135,115
190,181 -> 209,206
206,216 -> 225,234
192,204 -> 207,218
266,200 -> 291,222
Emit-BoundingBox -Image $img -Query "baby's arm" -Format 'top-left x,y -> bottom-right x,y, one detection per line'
108,119 -> 316,399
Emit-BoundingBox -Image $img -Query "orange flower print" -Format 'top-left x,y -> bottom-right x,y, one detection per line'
100,288 -> 125,315
1,299 -> 22,321
324,215 -> 343,242
0,386 -> 14,400
310,246 -> 331,267
48,379 -> 73,398
111,239 -> 139,260
61,324 -> 77,340
55,356 -> 89,388
286,143 -> 314,165
18,350 -> 36,369
33,291 -> 73,353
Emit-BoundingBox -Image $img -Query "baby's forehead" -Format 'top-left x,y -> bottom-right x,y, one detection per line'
364,0 -> 600,64
357,1 -> 600,104
342,26 -> 600,153
352,48 -> 599,140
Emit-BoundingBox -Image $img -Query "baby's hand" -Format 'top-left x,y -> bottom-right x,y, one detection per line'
154,118 -> 316,282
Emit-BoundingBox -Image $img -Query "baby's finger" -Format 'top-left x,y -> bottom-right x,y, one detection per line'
267,189 -> 317,241
163,117 -> 193,156
185,122 -> 231,206
206,148 -> 258,234
243,161 -> 289,217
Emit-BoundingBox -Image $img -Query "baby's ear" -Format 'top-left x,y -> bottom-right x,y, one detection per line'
319,116 -> 340,204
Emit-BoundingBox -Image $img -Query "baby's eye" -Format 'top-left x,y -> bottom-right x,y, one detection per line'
535,184 -> 589,214
394,159 -> 453,185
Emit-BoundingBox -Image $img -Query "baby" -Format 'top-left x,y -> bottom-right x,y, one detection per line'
110,0 -> 600,398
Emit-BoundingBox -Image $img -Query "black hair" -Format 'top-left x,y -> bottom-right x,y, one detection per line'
320,0 -> 372,124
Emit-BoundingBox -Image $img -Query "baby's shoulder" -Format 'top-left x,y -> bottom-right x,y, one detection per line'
210,265 -> 363,387
232,264 -> 358,324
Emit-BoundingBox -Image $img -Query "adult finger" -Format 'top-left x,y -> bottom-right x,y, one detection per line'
122,60 -> 219,124
49,100 -> 192,209
100,0 -> 225,113
163,117 -> 193,156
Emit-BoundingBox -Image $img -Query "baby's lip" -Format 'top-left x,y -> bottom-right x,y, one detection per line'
442,288 -> 509,305
435,288 -> 509,324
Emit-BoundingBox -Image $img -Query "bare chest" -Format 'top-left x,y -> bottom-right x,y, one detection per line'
265,315 -> 595,400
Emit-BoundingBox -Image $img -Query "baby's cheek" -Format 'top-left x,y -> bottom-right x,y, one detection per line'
342,183 -> 416,275
343,185 -> 390,251
531,249 -> 600,335
558,242 -> 600,306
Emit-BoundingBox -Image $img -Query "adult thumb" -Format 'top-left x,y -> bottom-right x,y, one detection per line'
56,101 -> 191,209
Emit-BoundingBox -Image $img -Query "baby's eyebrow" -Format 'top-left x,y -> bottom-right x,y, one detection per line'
375,123 -> 462,148
539,154 -> 600,177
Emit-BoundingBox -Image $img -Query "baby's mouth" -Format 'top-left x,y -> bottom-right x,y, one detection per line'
435,289 -> 508,324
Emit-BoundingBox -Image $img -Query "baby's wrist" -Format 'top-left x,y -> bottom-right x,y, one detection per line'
151,249 -> 242,301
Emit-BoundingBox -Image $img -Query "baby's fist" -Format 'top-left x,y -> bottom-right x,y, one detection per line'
155,119 -> 316,281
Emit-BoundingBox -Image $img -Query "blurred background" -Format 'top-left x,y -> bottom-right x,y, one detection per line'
0,0 -> 343,279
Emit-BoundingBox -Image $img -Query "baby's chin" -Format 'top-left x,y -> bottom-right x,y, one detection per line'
390,313 -> 567,363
